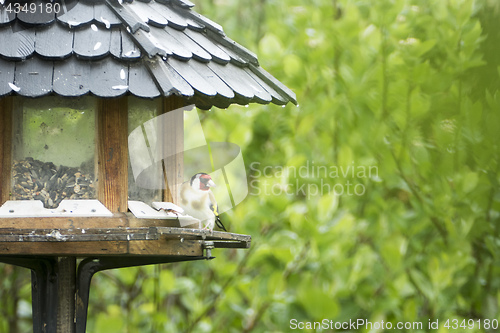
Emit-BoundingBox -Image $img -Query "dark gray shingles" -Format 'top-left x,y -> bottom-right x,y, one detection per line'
216,43 -> 248,67
127,1 -> 149,24
239,68 -> 272,104
188,59 -> 234,100
0,58 -> 15,95
53,57 -> 91,96
94,2 -> 122,28
17,0 -> 56,25
128,61 -> 160,98
243,67 -> 287,105
249,64 -> 297,105
171,0 -> 195,9
177,7 -> 224,35
110,28 -> 142,60
90,57 -> 129,97
168,58 -> 217,97
149,26 -> 191,60
105,0 -> 150,33
130,29 -> 168,57
0,23 -> 35,59
129,0 -> 169,28
183,28 -> 230,64
74,24 -> 111,59
0,0 -> 295,105
121,29 -> 142,59
14,57 -> 54,97
57,0 -> 94,28
110,27 -> 122,58
185,18 -> 204,32
110,27 -> 142,60
164,25 -> 211,62
149,2 -> 187,30
147,56 -> 194,97
0,6 -> 15,26
191,95 -> 228,110
207,61 -> 255,100
35,23 -> 74,59
206,30 -> 259,65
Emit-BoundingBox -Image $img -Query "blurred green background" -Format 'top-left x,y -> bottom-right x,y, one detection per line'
2,0 -> 500,332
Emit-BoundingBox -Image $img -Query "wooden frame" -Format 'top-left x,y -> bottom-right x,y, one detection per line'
97,97 -> 129,213
0,97 -> 12,206
160,96 -> 185,204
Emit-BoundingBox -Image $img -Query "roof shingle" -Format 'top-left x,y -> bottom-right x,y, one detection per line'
0,0 -> 297,108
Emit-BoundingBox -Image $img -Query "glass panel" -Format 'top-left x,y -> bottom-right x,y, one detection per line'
127,96 -> 162,205
12,96 -> 96,208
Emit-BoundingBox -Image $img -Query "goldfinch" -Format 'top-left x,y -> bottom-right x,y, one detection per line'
179,173 -> 227,232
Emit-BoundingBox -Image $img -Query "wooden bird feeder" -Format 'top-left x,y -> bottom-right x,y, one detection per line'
0,0 -> 296,332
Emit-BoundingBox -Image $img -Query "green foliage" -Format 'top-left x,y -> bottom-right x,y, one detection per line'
1,0 -> 499,332
177,0 -> 500,331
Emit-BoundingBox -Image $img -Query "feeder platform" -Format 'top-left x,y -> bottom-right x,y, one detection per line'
0,215 -> 250,333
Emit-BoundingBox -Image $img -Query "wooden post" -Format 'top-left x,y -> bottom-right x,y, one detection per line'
97,97 -> 129,213
0,97 -> 12,206
57,257 -> 76,333
160,96 -> 185,204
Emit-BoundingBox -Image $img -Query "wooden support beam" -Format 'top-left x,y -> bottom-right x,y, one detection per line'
0,97 -> 12,206
160,96 -> 185,204
57,257 -> 76,333
97,97 -> 129,213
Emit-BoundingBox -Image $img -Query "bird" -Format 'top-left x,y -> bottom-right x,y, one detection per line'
179,173 -> 227,232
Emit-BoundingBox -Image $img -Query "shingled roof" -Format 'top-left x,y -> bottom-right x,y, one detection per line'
0,0 -> 296,109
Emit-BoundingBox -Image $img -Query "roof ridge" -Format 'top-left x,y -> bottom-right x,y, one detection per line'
170,0 -> 194,9
169,4 -> 224,35
105,0 -> 150,33
205,30 -> 259,66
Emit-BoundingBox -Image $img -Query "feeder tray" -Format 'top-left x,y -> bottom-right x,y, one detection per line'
0,215 -> 250,256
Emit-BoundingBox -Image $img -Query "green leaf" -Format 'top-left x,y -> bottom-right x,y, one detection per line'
462,171 -> 479,194
415,39 -> 437,57
283,54 -> 303,78
408,269 -> 434,301
317,192 -> 338,222
259,33 -> 284,58
297,282 -> 339,320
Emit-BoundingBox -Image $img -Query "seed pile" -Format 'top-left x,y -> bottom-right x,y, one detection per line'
12,157 -> 95,209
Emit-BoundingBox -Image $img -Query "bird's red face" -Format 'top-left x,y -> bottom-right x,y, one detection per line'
198,174 -> 216,191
